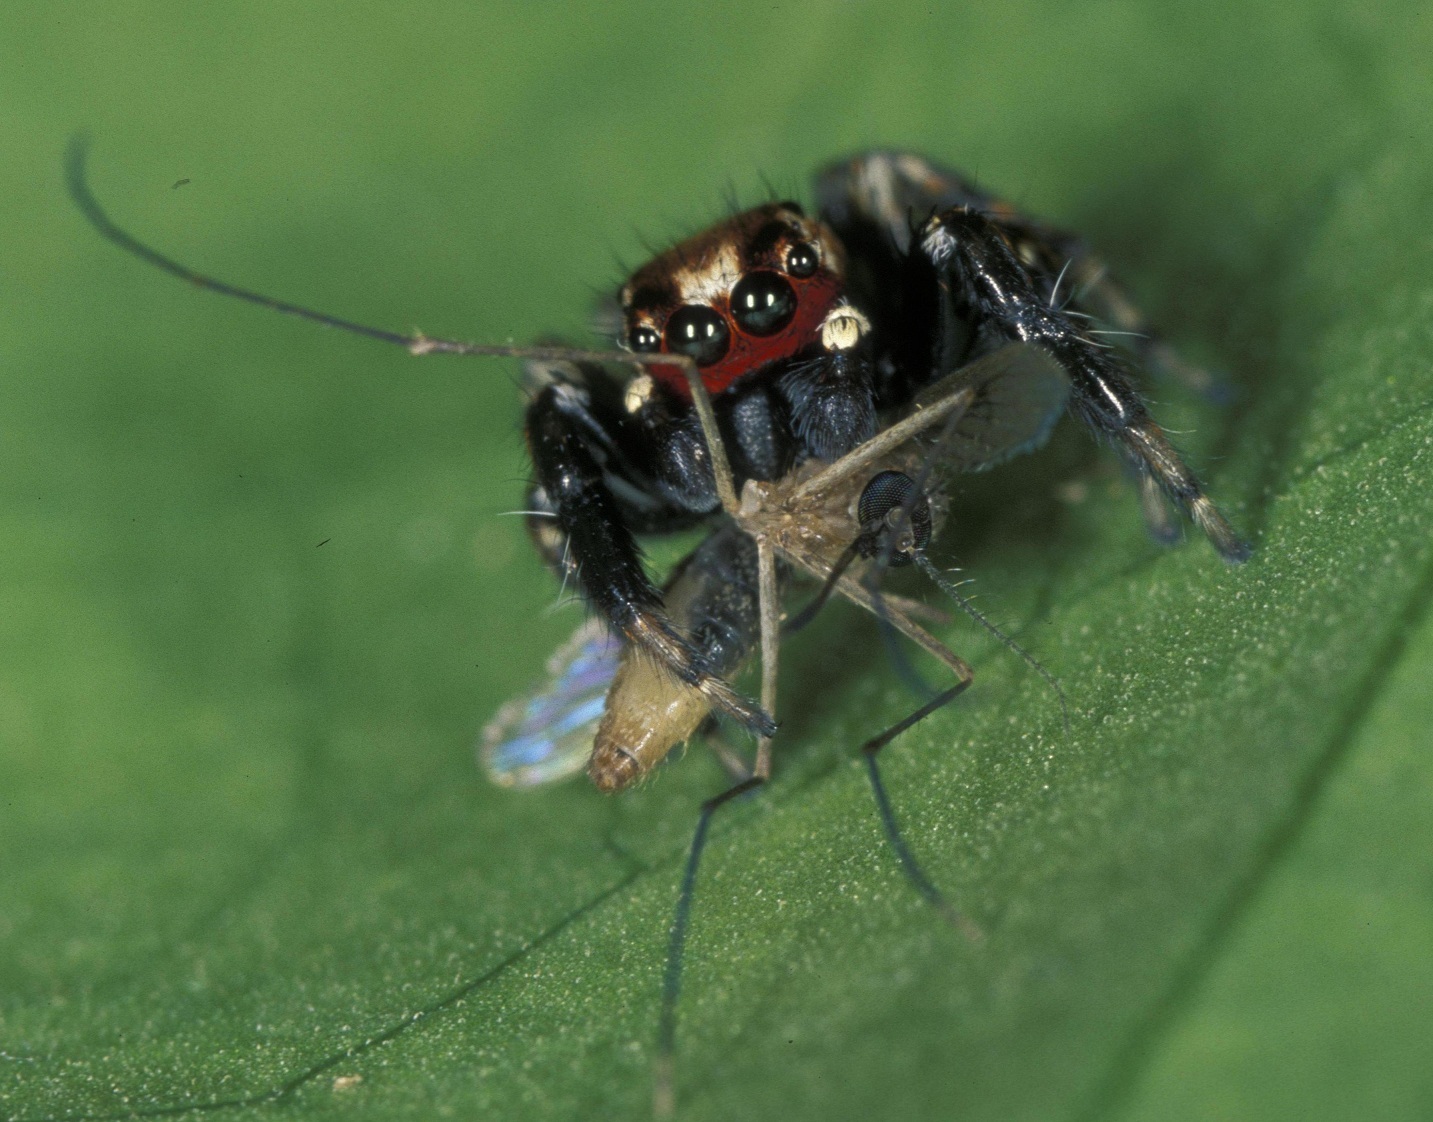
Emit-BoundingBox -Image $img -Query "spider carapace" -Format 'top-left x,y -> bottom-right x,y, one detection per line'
520,150 -> 1248,791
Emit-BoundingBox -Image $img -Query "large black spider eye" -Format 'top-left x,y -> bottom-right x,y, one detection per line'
730,272 -> 797,336
784,242 -> 819,278
664,305 -> 731,366
856,470 -> 932,566
629,324 -> 661,353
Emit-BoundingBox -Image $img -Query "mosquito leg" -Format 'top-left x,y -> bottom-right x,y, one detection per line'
653,772 -> 765,1120
753,535 -> 781,781
843,578 -> 982,939
912,552 -> 1071,740
811,568 -> 982,937
862,683 -> 983,942
653,531 -> 783,1117
784,536 -> 861,637
702,725 -> 752,783
678,365 -> 740,515
831,572 -> 972,680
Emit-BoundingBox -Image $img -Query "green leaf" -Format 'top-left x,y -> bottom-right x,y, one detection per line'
3,3 -> 1432,1121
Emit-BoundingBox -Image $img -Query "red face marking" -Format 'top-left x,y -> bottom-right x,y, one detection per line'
621,204 -> 848,400
647,270 -> 843,397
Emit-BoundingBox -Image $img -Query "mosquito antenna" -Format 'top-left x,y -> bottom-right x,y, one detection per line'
66,136 -> 701,375
913,552 -> 1070,740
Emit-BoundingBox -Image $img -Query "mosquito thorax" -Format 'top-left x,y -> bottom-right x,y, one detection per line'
619,202 -> 847,397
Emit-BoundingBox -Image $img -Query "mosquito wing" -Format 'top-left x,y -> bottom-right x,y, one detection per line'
479,617 -> 619,788
915,342 -> 1071,474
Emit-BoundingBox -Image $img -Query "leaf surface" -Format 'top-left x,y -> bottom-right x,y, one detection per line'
2,3 -> 1431,1121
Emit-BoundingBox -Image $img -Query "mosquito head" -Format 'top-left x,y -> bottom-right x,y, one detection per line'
855,470 -> 933,567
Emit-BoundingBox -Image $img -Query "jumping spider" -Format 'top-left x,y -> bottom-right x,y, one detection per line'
517,150 -> 1248,788
70,143 -> 1249,1119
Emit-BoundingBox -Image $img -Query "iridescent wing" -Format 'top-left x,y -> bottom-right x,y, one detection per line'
479,617 -> 620,788
915,342 -> 1071,474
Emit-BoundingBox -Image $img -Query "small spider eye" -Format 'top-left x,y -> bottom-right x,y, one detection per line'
665,305 -> 731,367
629,325 -> 661,353
856,470 -> 932,566
784,243 -> 819,278
730,272 -> 797,336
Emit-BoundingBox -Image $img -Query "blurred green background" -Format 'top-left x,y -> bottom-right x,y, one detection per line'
3,2 -> 1432,1120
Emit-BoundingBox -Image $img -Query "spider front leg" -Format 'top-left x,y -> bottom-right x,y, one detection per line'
917,207 -> 1251,563
777,303 -> 879,461
524,382 -> 776,736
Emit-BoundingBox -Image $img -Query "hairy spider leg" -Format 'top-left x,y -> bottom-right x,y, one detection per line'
916,207 -> 1250,563
525,384 -> 775,738
814,150 -> 1250,563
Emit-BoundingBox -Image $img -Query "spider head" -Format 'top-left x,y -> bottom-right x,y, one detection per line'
620,202 -> 846,397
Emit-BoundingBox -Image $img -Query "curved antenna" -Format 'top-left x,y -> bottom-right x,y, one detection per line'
65,136 -> 691,370
913,552 -> 1071,740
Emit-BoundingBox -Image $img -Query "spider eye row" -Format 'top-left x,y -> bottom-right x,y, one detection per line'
628,242 -> 819,366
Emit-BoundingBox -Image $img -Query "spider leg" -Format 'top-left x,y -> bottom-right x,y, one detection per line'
1048,250 -> 1234,404
916,207 -> 1250,563
817,151 -> 1246,556
589,521 -> 771,790
525,382 -> 776,735
776,303 -> 880,461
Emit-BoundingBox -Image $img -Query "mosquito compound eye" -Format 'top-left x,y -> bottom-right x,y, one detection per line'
730,272 -> 797,336
664,305 -> 731,366
629,324 -> 662,353
856,470 -> 932,565
784,242 -> 819,278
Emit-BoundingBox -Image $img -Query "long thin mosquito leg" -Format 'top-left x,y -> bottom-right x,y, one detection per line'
868,577 -> 939,701
835,579 -> 982,939
705,739 -> 750,779
791,384 -> 974,503
804,566 -> 983,936
753,535 -> 781,780
654,773 -> 764,1120
654,535 -> 781,1117
703,725 -> 753,783
678,365 -> 740,515
881,594 -> 950,627
783,541 -> 861,636
832,573 -> 973,680
862,684 -> 983,942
